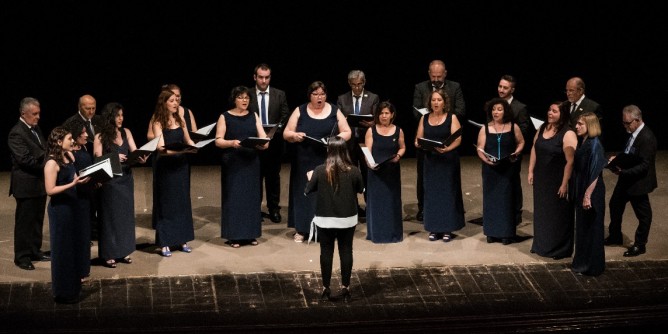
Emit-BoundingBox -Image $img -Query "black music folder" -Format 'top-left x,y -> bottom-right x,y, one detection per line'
606,153 -> 642,170
346,114 -> 373,128
127,136 -> 160,165
189,122 -> 216,141
240,137 -> 270,148
79,158 -> 113,183
163,138 -> 215,152
418,127 -> 462,151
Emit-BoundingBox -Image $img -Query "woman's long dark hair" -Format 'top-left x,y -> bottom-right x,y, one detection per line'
99,102 -> 124,153
325,136 -> 353,192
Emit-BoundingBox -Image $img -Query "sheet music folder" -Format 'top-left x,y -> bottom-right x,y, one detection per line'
346,114 -> 373,128
418,127 -> 462,151
78,158 -> 113,183
163,138 -> 215,152
189,122 -> 216,141
606,153 -> 642,170
240,137 -> 270,148
94,152 -> 122,176
127,136 -> 160,164
360,146 -> 394,168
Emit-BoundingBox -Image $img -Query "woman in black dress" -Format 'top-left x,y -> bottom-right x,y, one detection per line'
214,86 -> 268,248
476,98 -> 524,245
151,90 -> 197,257
528,102 -> 577,259
94,103 -> 148,267
364,101 -> 405,243
283,81 -> 352,242
44,126 -> 90,303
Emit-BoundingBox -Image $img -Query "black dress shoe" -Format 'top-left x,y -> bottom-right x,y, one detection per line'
269,212 -> 282,223
604,236 -> 623,246
17,262 -> 35,270
623,245 -> 646,257
486,236 -> 498,243
416,210 -> 423,221
31,253 -> 51,262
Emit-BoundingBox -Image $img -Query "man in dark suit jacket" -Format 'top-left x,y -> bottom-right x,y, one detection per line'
336,70 -> 380,216
605,105 -> 657,257
563,77 -> 603,129
412,60 -> 466,221
8,97 -> 50,270
64,94 -> 101,144
248,64 -> 290,223
498,74 -> 531,225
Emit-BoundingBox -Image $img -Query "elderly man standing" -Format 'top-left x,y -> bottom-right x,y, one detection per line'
8,97 -> 50,270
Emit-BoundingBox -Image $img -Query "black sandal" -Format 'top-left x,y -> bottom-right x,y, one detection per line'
118,256 -> 132,264
103,259 -> 117,268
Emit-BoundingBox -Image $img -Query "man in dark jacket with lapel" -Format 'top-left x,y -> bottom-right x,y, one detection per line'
249,63 -> 290,223
64,94 -> 101,144
412,60 -> 466,221
8,97 -> 50,270
337,70 -> 380,217
605,105 -> 657,257
563,77 -> 603,129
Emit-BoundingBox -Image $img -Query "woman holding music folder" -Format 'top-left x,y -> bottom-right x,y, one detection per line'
363,101 -> 405,243
214,86 -> 268,248
151,89 -> 197,257
475,98 -> 524,245
283,81 -> 351,242
44,126 -> 91,303
93,102 -> 147,268
414,89 -> 465,242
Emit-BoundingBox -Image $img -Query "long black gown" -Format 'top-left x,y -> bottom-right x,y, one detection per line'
481,122 -> 520,240
98,129 -> 136,260
287,103 -> 338,235
154,127 -> 195,247
366,125 -> 403,243
72,147 -> 93,279
530,126 -> 574,258
571,136 -> 606,276
47,160 -> 82,302
220,112 -> 262,242
423,113 -> 465,234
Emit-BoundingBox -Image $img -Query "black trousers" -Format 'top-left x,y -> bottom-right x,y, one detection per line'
14,196 -> 47,264
608,186 -> 653,246
259,139 -> 284,213
318,225 -> 356,288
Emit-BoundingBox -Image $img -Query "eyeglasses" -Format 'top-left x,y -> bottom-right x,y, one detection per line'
236,96 -> 250,100
349,82 -> 364,88
622,119 -> 638,126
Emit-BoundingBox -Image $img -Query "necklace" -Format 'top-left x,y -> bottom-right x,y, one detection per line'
492,122 -> 505,158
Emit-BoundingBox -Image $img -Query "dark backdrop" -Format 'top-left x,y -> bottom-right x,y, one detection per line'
3,0 -> 666,171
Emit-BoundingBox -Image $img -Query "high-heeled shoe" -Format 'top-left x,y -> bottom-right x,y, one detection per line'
103,259 -> 116,268
331,287 -> 351,302
181,244 -> 192,253
320,287 -> 331,301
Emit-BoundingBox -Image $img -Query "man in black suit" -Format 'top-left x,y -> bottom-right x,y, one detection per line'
605,105 -> 657,257
64,94 -> 100,142
8,97 -> 50,270
498,74 -> 531,225
249,63 -> 290,223
412,60 -> 466,221
563,77 -> 603,129
336,70 -> 380,217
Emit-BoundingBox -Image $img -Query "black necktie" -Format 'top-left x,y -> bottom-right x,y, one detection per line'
30,127 -> 41,144
354,95 -> 361,115
86,119 -> 94,136
260,92 -> 268,125
571,103 -> 577,114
